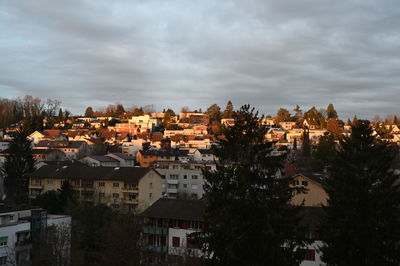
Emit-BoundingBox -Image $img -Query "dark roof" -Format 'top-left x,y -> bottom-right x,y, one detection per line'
108,152 -> 134,160
35,140 -> 86,149
86,155 -> 119,162
29,163 -> 154,181
294,172 -> 328,188
197,149 -> 213,155
140,149 -> 189,157
32,149 -> 63,155
140,198 -> 206,221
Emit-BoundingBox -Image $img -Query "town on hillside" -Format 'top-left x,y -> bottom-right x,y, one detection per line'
0,97 -> 399,265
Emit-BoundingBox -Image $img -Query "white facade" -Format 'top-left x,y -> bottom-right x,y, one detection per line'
128,115 -> 160,131
168,228 -> 202,257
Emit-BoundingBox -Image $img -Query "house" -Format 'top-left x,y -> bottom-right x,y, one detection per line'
113,123 -> 140,135
28,130 -> 66,144
33,140 -> 89,160
28,164 -> 163,213
191,149 -> 215,162
140,198 -> 325,266
153,160 -> 216,199
136,149 -> 190,168
106,152 -> 136,167
303,120 -> 319,130
32,149 -> 66,162
279,121 -> 297,130
79,155 -> 120,167
0,206 -> 71,266
140,198 -> 207,264
221,118 -> 235,127
291,173 -> 328,207
188,114 -> 209,125
128,115 -> 160,131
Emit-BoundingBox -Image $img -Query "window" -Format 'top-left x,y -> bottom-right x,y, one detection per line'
149,182 -> 153,189
99,192 -> 105,198
183,175 -> 187,179
191,184 -> 198,190
35,179 -> 41,185
172,165 -> 179,169
301,181 -> 308,187
192,175 -> 198,180
74,180 -> 80,186
98,182 -> 105,187
113,183 -> 119,188
168,184 -> 178,189
191,193 -> 198,199
128,194 -> 136,200
0,256 -> 6,265
149,193 -> 153,199
304,249 -> 315,261
0,237 -> 7,247
47,180 -> 54,185
183,184 -> 187,188
112,193 -> 119,199
172,237 -> 180,247
111,204 -> 119,209
170,174 -> 179,180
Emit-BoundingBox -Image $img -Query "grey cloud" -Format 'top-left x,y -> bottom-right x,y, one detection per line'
0,0 -> 400,119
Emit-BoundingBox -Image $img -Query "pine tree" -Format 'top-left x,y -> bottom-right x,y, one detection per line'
222,100 -> 234,118
321,120 -> 400,265
196,105 -> 306,265
301,129 -> 311,157
0,128 -> 35,203
57,108 -> 63,123
394,115 -> 398,125
85,106 -> 94,117
206,104 -> 221,122
326,104 -> 338,119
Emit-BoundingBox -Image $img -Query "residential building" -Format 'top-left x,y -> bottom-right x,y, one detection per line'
128,115 -> 160,131
153,160 -> 216,199
140,198 -> 207,264
291,173 -> 328,207
0,207 -> 71,266
28,164 -> 163,213
33,140 -> 89,160
136,149 -> 190,168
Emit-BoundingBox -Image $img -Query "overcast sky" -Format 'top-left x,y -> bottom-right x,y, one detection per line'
1,0 -> 400,119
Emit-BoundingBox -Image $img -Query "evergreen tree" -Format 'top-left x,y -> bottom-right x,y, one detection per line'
304,106 -> 322,122
326,103 -> 338,119
293,105 -> 303,122
301,129 -> 311,157
275,108 -> 291,123
85,106 -> 94,117
321,120 -> 400,265
293,137 -> 297,150
0,129 -> 35,203
115,104 -> 125,117
57,108 -> 63,123
394,115 -> 398,125
222,100 -> 234,118
206,104 -> 221,122
311,133 -> 336,171
196,105 -> 306,265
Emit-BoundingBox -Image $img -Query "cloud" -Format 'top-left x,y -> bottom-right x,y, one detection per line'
0,0 -> 400,119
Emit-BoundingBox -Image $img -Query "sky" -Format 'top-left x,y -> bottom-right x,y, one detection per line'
1,0 -> 400,119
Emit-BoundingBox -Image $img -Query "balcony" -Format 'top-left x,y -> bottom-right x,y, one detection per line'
146,245 -> 167,253
143,226 -> 168,235
167,179 -> 178,185
29,184 -> 43,189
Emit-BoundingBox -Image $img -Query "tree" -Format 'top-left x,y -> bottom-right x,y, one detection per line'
275,108 -> 291,123
301,129 -> 311,157
311,133 -> 336,171
85,107 -> 94,117
394,115 -> 398,125
0,128 -> 35,203
195,105 -> 306,265
321,120 -> 400,265
326,118 -> 341,137
293,137 -> 297,150
57,108 -> 64,123
221,100 -> 234,118
162,108 -> 175,128
115,104 -> 125,117
303,106 -> 322,122
206,104 -> 221,122
326,104 -> 338,119
293,105 -> 303,122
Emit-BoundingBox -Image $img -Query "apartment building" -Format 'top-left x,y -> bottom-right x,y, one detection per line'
136,149 -> 190,168
140,198 -> 206,265
28,164 -> 163,213
153,160 -> 216,199
0,207 -> 71,266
